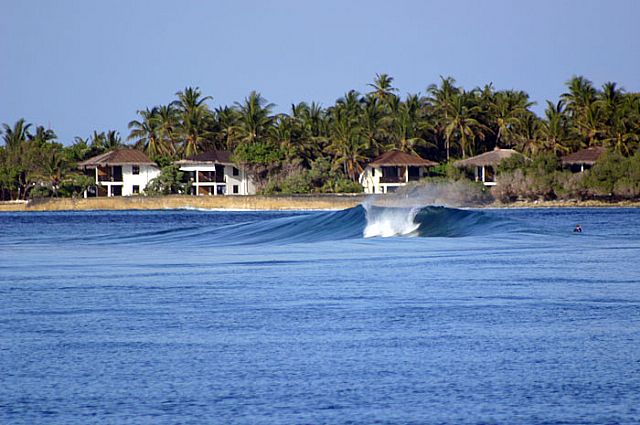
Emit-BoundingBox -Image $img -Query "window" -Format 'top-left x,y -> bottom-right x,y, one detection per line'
217,185 -> 226,195
371,168 -> 375,177
233,185 -> 239,194
132,165 -> 140,175
232,167 -> 239,176
132,185 -> 140,194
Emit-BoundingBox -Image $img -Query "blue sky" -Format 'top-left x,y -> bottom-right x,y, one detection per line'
2,0 -> 639,143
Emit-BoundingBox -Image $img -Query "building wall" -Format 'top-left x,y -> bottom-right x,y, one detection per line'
122,164 -> 160,195
359,167 -> 381,194
359,165 -> 428,194
179,163 -> 256,195
93,164 -> 160,196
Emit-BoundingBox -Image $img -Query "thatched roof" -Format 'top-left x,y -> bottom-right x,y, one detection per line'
561,147 -> 606,165
176,150 -> 234,165
454,148 -> 522,168
78,149 -> 155,167
369,150 -> 438,167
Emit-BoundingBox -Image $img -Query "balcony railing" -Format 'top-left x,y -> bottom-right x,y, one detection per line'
380,176 -> 404,183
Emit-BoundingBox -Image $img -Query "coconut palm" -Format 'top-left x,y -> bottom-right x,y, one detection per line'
40,150 -> 67,197
326,109 -> 367,181
104,130 -> 124,150
539,101 -> 571,154
233,91 -> 274,146
443,92 -> 488,158
2,119 -> 32,152
387,94 -> 430,155
174,87 -> 214,157
128,107 -> 169,158
156,104 -> 180,155
489,90 -> 533,148
367,73 -> 398,105
427,76 -> 461,160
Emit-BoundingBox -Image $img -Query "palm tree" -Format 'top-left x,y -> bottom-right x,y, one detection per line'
489,90 -> 532,148
427,76 -> 461,160
539,100 -> 571,154
367,73 -> 398,105
388,94 -> 430,155
515,113 -> 542,157
360,97 -> 387,157
443,92 -> 488,158
30,126 -> 57,147
233,91 -> 274,146
104,130 -> 124,150
174,87 -> 214,157
214,106 -> 239,150
128,107 -> 168,158
41,150 -> 67,197
326,109 -> 367,181
156,104 -> 179,155
2,119 -> 32,153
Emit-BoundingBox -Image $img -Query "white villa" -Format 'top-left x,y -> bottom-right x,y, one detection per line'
454,147 -> 523,186
176,150 -> 256,196
359,150 -> 438,194
79,149 -> 160,197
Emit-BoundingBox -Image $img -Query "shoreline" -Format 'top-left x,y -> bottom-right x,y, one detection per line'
1,195 -> 640,212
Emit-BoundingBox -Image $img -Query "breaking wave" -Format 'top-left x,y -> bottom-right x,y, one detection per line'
107,204 -> 513,246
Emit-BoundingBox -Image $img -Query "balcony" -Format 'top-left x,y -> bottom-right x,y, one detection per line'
380,176 -> 404,184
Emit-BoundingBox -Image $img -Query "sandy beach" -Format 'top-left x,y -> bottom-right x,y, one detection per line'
1,195 -> 639,212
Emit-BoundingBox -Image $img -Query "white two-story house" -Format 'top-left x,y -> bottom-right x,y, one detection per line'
359,150 -> 438,194
79,149 -> 160,197
175,150 -> 256,195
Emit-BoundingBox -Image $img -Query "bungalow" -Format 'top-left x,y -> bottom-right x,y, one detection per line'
175,150 -> 256,195
359,150 -> 438,194
561,146 -> 606,172
78,149 -> 160,197
454,148 -> 522,186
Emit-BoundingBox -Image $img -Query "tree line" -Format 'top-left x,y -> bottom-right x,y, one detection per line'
1,74 -> 639,200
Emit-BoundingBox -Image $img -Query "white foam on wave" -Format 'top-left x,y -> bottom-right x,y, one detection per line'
363,205 -> 420,238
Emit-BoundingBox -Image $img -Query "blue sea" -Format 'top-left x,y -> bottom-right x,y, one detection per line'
1,205 -> 640,424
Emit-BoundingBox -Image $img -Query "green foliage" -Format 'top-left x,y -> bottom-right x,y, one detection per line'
29,185 -> 52,199
2,74 -> 640,199
233,141 -> 283,165
497,155 -> 527,174
144,165 -> 188,195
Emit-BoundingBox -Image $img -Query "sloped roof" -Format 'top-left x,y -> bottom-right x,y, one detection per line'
369,150 -> 438,167
561,146 -> 606,165
454,148 -> 522,167
176,150 -> 234,165
78,149 -> 155,167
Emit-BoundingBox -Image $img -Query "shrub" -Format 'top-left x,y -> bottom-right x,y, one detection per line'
145,165 -> 188,195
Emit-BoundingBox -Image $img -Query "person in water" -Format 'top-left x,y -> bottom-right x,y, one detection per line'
574,224 -> 582,233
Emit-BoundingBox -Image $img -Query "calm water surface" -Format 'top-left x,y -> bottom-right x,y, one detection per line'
1,206 -> 639,424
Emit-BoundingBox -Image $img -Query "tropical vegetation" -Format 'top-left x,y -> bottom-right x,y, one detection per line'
1,75 -> 639,201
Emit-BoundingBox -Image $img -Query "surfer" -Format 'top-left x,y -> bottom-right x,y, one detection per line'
574,224 -> 582,233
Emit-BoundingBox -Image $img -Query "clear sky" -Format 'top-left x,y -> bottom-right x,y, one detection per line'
2,0 -> 639,144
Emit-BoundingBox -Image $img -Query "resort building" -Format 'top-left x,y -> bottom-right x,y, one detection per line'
454,147 -> 522,186
79,149 -> 160,197
359,150 -> 438,194
561,146 -> 606,172
175,150 -> 256,195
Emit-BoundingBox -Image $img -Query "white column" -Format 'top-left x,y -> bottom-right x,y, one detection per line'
481,166 -> 486,183
107,185 -> 112,197
195,169 -> 199,196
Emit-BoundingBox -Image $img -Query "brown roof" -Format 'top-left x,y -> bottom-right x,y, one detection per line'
78,149 -> 156,167
454,148 -> 522,167
561,146 -> 606,165
369,150 -> 438,167
176,150 -> 234,165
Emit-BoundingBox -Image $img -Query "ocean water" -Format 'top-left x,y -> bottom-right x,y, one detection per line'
1,205 -> 639,424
